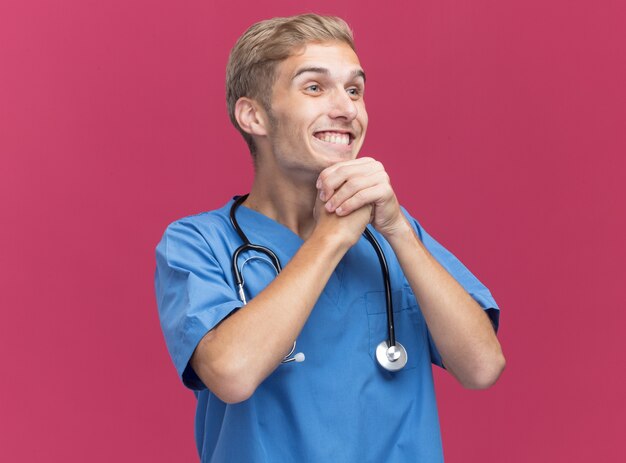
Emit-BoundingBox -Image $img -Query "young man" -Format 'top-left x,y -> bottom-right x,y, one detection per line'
156,14 -> 505,462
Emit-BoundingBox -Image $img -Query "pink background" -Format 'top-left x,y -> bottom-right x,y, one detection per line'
2,0 -> 625,461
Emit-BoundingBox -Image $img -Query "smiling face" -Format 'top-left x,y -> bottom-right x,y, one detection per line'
260,41 -> 368,178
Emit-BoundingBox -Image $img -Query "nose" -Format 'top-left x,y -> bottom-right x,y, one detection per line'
328,88 -> 358,121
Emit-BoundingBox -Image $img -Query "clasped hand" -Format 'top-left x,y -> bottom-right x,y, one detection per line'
314,157 -> 405,242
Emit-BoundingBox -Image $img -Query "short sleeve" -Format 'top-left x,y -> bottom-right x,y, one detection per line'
155,220 -> 241,390
401,208 -> 500,368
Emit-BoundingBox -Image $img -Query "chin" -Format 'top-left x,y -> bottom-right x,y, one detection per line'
312,154 -> 351,172
314,147 -> 359,165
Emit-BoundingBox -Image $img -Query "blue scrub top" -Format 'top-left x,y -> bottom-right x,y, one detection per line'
155,198 -> 499,463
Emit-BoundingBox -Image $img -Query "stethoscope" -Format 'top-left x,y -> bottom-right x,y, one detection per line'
230,194 -> 408,372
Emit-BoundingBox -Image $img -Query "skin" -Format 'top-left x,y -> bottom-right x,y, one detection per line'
190,41 -> 505,403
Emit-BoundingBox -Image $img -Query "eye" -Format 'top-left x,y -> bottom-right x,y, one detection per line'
347,87 -> 362,98
305,84 -> 321,93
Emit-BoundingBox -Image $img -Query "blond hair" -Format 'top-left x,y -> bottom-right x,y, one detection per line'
226,14 -> 355,154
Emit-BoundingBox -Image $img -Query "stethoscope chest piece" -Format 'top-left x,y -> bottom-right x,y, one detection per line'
376,340 -> 408,372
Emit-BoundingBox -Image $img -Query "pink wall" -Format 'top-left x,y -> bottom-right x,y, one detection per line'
2,0 -> 624,461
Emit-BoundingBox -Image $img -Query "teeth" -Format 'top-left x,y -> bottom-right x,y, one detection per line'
317,132 -> 350,145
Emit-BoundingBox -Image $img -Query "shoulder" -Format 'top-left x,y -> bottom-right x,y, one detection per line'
162,201 -> 233,241
156,200 -> 238,261
170,201 -> 232,230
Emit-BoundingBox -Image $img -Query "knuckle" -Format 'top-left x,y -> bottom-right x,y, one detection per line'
354,189 -> 368,201
336,165 -> 348,176
346,176 -> 362,190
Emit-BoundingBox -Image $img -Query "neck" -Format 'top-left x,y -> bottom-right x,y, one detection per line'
244,166 -> 319,240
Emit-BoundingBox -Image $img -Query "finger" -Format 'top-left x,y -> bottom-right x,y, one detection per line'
334,184 -> 391,216
318,157 -> 380,191
325,170 -> 390,212
321,156 -> 373,177
317,158 -> 383,201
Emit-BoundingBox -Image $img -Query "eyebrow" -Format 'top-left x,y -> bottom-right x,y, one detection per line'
291,67 -> 366,83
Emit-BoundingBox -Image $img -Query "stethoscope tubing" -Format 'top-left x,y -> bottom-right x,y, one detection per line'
362,228 -> 396,348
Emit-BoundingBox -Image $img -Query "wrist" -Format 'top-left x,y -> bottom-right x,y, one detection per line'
379,215 -> 414,242
309,224 -> 356,253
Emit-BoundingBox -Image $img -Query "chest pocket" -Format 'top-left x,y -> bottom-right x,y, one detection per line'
365,287 -> 427,372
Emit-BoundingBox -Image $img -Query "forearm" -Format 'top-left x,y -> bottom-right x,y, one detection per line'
191,231 -> 350,403
385,218 -> 505,389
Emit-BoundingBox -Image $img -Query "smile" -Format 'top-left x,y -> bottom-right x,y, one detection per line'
313,131 -> 352,146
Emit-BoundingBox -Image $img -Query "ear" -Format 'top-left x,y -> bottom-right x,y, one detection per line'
234,97 -> 269,137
